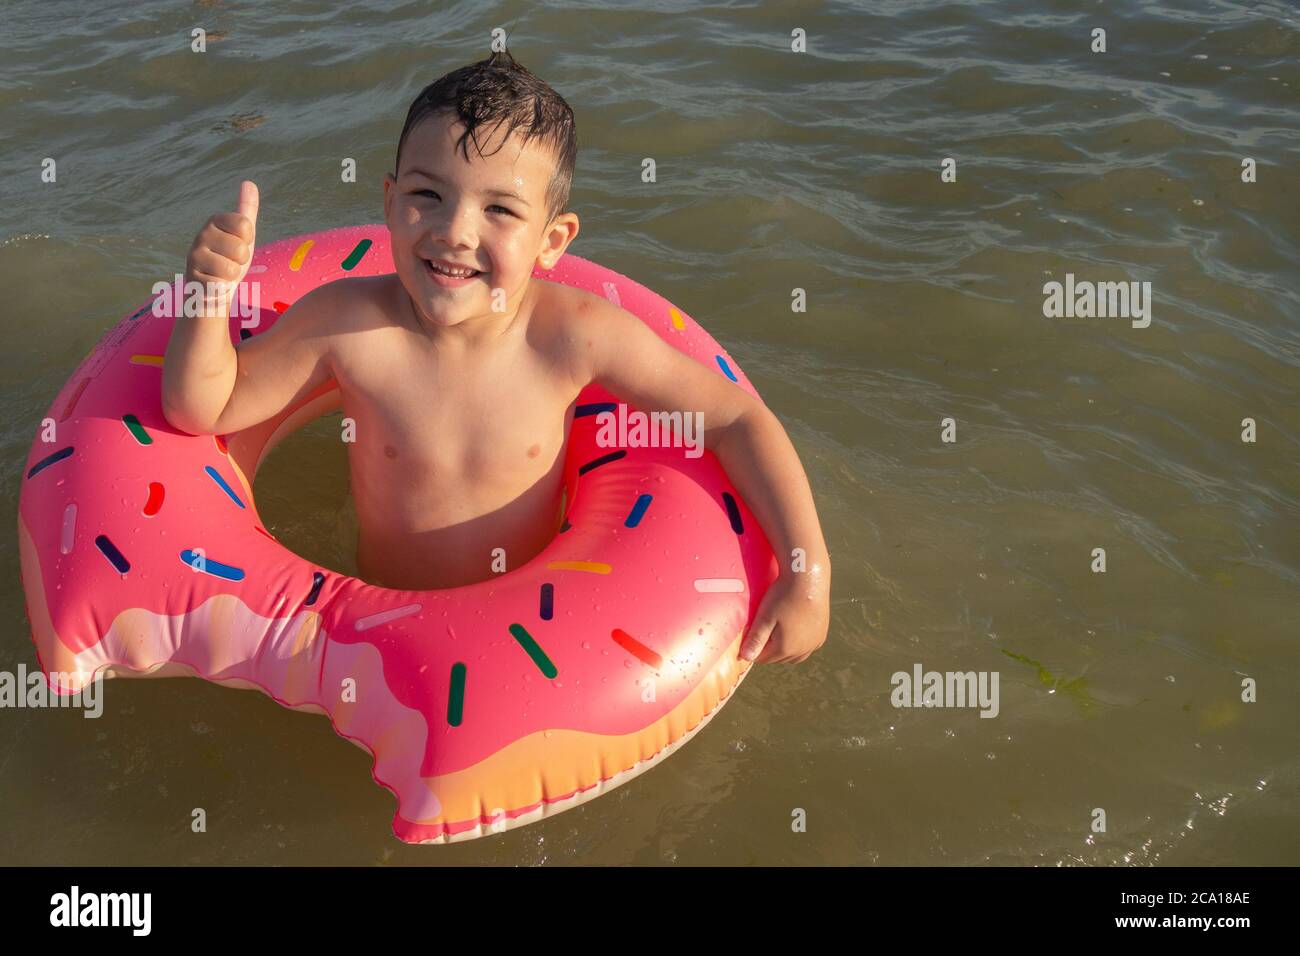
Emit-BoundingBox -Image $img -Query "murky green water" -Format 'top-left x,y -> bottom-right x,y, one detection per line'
2,0 -> 1298,865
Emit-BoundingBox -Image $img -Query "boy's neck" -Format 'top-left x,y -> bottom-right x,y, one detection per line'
394,275 -> 535,351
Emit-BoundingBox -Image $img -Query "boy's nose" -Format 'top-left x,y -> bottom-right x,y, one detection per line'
434,203 -> 477,248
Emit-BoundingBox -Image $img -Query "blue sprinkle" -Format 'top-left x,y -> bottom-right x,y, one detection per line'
579,450 -> 626,476
625,493 -> 653,528
204,465 -> 245,508
539,583 -> 554,621
95,535 -> 130,574
180,549 -> 245,581
27,445 -> 74,479
715,355 -> 738,382
722,491 -> 744,534
305,571 -> 325,606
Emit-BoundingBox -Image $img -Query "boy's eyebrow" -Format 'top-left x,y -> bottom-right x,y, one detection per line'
401,167 -> 532,206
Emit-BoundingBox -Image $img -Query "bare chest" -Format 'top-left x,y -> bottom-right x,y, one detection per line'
334,326 -> 575,492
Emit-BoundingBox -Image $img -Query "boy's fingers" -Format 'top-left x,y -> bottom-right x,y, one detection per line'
235,180 -> 259,239
741,617 -> 776,662
209,211 -> 253,243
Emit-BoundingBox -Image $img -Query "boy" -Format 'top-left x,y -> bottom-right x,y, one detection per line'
162,51 -> 829,664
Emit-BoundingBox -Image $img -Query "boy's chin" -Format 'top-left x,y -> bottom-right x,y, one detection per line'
419,303 -> 471,327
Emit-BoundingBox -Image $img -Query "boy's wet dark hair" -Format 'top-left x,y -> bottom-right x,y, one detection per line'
395,50 -> 577,224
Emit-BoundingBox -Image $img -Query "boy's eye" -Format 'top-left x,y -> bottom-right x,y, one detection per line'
412,190 -> 513,217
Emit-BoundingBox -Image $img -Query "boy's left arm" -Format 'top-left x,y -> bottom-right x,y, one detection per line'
565,294 -> 831,664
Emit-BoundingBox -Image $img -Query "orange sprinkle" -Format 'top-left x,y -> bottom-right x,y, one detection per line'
289,239 -> 315,272
545,561 -> 611,574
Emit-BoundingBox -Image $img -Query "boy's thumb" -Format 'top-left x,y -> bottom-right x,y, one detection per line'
236,180 -> 259,233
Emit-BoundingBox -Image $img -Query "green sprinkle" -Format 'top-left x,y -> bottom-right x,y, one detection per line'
508,624 -> 558,679
448,662 -> 467,727
340,239 -> 372,271
123,414 -> 152,445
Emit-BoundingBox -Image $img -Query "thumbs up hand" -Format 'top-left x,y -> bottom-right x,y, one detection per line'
184,180 -> 260,317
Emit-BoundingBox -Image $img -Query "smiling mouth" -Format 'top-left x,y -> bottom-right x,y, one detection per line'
422,257 -> 483,279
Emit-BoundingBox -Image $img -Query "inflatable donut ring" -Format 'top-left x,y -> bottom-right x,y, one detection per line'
17,224 -> 778,844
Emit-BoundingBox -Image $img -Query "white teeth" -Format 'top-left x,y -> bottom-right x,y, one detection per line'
426,260 -> 477,278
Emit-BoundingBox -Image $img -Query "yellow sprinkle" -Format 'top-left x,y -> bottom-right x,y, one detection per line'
668,306 -> 685,330
546,561 -> 612,574
129,354 -> 164,366
289,239 -> 315,272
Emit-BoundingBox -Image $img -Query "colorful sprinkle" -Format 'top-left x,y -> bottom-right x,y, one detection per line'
341,238 -> 372,271
204,465 -> 245,508
96,535 -> 130,574
239,328 -> 252,342
60,503 -> 77,555
129,354 -> 164,367
669,306 -> 685,331
356,604 -> 422,631
142,481 -> 165,516
179,549 -> 244,581
448,662 -> 467,727
625,493 -> 653,528
545,560 -> 611,574
122,414 -> 152,445
253,524 -> 276,541
575,402 -> 617,419
273,300 -> 290,312
26,446 -> 73,479
289,239 -> 315,272
213,434 -> 228,455
693,578 -> 745,593
579,450 -> 626,475
722,491 -> 744,534
508,624 -> 558,678
305,571 -> 325,607
539,583 -> 554,621
715,355 -> 738,382
611,628 -> 663,669
59,378 -> 89,421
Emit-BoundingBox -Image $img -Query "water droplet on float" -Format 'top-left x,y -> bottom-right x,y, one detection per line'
581,641 -> 590,650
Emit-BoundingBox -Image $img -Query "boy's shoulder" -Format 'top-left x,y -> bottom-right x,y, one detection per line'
530,277 -> 625,333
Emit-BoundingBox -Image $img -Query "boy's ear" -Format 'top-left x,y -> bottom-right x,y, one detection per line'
382,173 -> 395,222
537,212 -> 580,270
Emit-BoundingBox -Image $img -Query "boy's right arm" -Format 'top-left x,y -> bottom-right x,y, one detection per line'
162,181 -> 338,436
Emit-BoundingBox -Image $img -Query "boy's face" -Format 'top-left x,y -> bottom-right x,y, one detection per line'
383,110 -> 578,330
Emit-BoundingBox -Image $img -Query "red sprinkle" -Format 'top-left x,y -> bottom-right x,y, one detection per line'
611,628 -> 663,670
